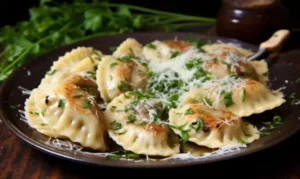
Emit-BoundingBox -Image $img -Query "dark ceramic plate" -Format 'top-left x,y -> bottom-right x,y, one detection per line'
0,32 -> 299,168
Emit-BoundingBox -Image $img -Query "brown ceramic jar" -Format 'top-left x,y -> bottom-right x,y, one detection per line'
216,0 -> 290,44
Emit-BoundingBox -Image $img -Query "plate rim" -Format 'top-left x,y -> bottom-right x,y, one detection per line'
1,31 -> 299,168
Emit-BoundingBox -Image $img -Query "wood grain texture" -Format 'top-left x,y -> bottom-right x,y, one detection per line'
1,122 -> 300,178
1,27 -> 300,178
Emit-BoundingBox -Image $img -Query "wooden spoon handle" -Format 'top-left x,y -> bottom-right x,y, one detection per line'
259,29 -> 290,51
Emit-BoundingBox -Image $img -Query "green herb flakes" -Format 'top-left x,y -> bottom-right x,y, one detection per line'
58,99 -> 65,108
109,46 -> 117,52
118,81 -> 130,92
203,97 -> 212,107
184,108 -> 193,115
110,62 -> 118,69
111,121 -> 122,130
127,114 -> 136,124
41,108 -> 46,116
29,111 -> 39,115
190,117 -> 204,131
223,91 -> 234,107
110,106 -> 117,112
181,131 -> 189,143
46,70 -> 57,76
146,43 -> 156,49
242,89 -> 246,102
171,51 -> 180,58
82,99 -> 91,108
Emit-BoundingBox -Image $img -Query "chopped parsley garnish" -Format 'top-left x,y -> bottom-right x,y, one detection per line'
29,111 -> 39,115
41,108 -> 46,116
194,69 -> 206,79
106,151 -> 139,160
110,106 -> 117,112
58,99 -> 65,108
111,121 -> 122,130
213,58 -> 218,63
41,123 -> 46,126
289,93 -> 296,99
223,91 -> 234,107
85,71 -> 96,79
190,117 -> 204,131
263,72 -> 268,76
109,46 -> 117,52
259,132 -> 270,137
82,99 -> 91,108
203,97 -> 212,106
146,43 -> 156,49
118,81 -> 130,92
198,109 -> 204,113
138,122 -> 148,126
273,116 -> 282,125
170,51 -> 180,58
181,131 -> 189,143
117,55 -> 133,63
242,89 -> 246,102
170,123 -> 190,143
127,114 -> 136,123
46,70 -> 57,75
236,138 -> 246,144
110,62 -> 118,68
72,92 -> 83,98
184,108 -> 194,115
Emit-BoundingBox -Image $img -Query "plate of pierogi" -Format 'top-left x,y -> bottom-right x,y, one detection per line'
0,32 -> 299,168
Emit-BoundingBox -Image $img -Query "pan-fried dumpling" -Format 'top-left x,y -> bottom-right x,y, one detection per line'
181,78 -> 285,117
201,43 -> 254,57
40,47 -> 102,87
25,79 -> 109,151
112,38 -> 143,58
96,55 -> 148,103
169,103 -> 260,148
104,91 -> 180,156
142,40 -> 192,62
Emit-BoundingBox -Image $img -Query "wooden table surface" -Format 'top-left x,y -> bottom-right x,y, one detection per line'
1,27 -> 300,178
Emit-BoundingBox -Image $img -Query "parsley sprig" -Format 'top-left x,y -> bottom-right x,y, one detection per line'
0,0 -> 215,83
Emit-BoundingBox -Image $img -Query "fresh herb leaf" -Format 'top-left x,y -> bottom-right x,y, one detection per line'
117,55 -> 133,63
181,131 -> 189,143
111,121 -> 122,130
146,43 -> 156,49
242,89 -> 246,102
236,138 -> 246,144
110,106 -> 117,112
118,81 -> 130,91
72,93 -> 82,98
273,116 -> 282,126
203,97 -> 212,106
41,108 -> 46,116
127,114 -> 136,123
289,93 -> 296,99
263,72 -> 268,76
190,117 -> 204,131
46,70 -> 57,75
109,46 -> 117,52
85,71 -> 96,80
184,108 -> 193,115
29,111 -> 39,115
110,62 -> 118,69
260,132 -> 270,137
82,99 -> 91,108
223,91 -> 234,107
170,51 -> 180,58
198,109 -> 204,113
58,99 -> 65,108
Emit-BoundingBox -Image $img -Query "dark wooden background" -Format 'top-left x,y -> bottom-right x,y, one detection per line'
1,1 -> 300,178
